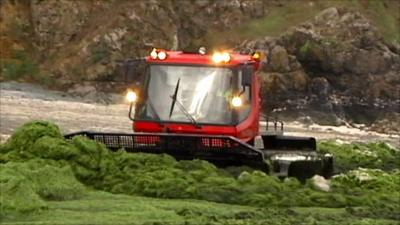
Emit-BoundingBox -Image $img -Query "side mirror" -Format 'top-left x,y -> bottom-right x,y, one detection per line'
242,66 -> 253,86
115,58 -> 146,84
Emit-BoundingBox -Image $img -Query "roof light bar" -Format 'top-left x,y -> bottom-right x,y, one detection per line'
212,52 -> 231,63
150,48 -> 167,60
150,49 -> 158,59
157,51 -> 167,60
251,52 -> 262,61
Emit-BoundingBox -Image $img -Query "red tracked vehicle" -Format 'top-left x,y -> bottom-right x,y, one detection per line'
66,48 -> 333,180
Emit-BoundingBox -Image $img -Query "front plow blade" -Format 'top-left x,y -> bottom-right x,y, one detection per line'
64,131 -> 268,172
262,135 -> 334,180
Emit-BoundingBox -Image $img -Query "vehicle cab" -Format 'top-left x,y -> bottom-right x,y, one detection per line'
127,49 -> 262,143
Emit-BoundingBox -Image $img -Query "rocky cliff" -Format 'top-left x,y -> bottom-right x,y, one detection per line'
238,7 -> 399,131
1,0 -> 399,131
1,0 -> 270,83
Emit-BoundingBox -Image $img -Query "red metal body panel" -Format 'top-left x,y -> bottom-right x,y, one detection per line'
134,122 -> 237,136
133,50 -> 262,143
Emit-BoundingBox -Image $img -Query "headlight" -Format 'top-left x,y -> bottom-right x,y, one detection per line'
150,49 -> 167,60
252,52 -> 261,61
150,49 -> 158,59
126,91 -> 137,103
212,52 -> 231,63
231,96 -> 242,107
212,52 -> 223,63
221,52 -> 230,62
157,51 -> 167,60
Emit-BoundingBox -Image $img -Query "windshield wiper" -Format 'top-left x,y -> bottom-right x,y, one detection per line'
169,78 -> 180,118
174,98 -> 199,126
169,78 -> 199,127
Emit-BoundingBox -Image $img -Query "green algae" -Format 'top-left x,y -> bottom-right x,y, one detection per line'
318,141 -> 400,173
331,168 -> 400,220
1,121 -> 62,155
0,164 -> 46,214
0,160 -> 86,215
31,136 -> 78,160
2,191 -> 398,225
1,121 -> 399,222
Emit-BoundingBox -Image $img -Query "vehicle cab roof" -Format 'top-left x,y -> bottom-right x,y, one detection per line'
146,50 -> 259,67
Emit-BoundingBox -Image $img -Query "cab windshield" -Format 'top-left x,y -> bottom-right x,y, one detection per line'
135,65 -> 234,124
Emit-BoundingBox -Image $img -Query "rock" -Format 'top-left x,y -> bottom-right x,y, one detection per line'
309,77 -> 331,98
31,0 -> 90,48
260,72 -> 288,94
298,116 -> 314,126
345,50 -> 389,75
67,83 -> 96,96
308,77 -> 335,115
239,0 -> 266,17
103,28 -> 128,51
323,51 -> 348,74
288,70 -> 309,91
268,45 -> 290,72
86,64 -> 108,80
386,41 -> 400,55
194,0 -> 209,8
311,175 -> 330,192
314,7 -> 339,26
370,112 -> 400,134
288,55 -> 303,71
2,0 -> 270,84
238,7 -> 399,128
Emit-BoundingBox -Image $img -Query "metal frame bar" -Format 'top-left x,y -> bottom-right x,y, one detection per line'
64,131 -> 268,171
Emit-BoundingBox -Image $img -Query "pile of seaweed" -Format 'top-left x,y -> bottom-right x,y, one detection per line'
318,141 -> 400,173
1,121 -> 399,220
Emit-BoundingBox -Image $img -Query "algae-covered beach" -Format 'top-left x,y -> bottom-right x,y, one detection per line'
1,121 -> 399,224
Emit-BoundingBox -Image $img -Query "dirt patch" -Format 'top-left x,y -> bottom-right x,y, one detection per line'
0,82 -> 131,142
1,81 -> 398,147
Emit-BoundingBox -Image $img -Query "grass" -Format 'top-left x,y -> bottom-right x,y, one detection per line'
204,1 -> 320,48
90,49 -> 108,64
1,50 -> 40,80
355,0 -> 400,44
204,0 -> 400,48
0,50 -> 55,85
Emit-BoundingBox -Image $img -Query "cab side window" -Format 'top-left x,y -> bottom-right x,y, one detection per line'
237,66 -> 252,122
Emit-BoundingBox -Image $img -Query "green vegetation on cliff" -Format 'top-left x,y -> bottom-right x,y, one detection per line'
206,0 -> 400,47
0,50 -> 54,85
